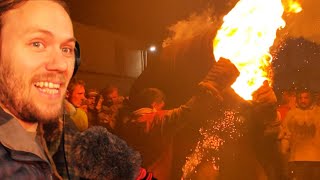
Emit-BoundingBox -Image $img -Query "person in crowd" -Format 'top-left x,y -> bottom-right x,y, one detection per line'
181,79 -> 283,180
66,79 -> 86,109
275,88 -> 297,179
277,88 -> 296,121
0,0 -> 76,178
120,58 -> 240,180
86,88 -> 102,127
280,89 -> 320,180
98,84 -> 125,132
65,78 -> 88,131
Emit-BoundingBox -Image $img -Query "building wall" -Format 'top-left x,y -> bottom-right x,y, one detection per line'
72,22 -> 144,95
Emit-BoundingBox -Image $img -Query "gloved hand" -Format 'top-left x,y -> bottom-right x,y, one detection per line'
252,80 -> 277,105
199,58 -> 240,97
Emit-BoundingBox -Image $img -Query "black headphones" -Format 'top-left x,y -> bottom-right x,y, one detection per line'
73,41 -> 81,77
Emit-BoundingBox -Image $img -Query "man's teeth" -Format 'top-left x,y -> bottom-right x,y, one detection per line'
35,82 -> 60,89
38,88 -> 59,95
34,82 -> 60,95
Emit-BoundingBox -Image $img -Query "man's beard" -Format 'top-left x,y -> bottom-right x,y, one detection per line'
298,102 -> 311,110
0,60 -> 64,123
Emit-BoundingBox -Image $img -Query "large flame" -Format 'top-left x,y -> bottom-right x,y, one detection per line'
213,0 -> 301,100
286,0 -> 302,13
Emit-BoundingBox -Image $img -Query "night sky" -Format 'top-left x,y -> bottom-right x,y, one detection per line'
69,0 -> 320,44
273,38 -> 320,94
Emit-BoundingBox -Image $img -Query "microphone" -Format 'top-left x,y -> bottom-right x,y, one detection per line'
70,126 -> 142,180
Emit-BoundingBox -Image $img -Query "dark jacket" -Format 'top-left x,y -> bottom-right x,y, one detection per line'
45,104 -> 81,180
0,107 -> 60,179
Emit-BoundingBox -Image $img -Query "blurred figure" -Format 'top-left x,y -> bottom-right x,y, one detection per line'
277,89 -> 296,121
98,84 -> 124,131
86,88 -> 102,127
276,88 -> 297,178
280,89 -> 320,180
315,92 -> 320,106
65,78 -> 88,131
103,84 -> 123,106
182,81 -> 282,180
121,58 -> 240,179
251,81 -> 283,180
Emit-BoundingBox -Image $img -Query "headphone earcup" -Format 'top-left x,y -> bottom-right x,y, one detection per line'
73,41 -> 81,77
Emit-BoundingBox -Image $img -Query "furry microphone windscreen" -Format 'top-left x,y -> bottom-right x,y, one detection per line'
70,126 -> 142,180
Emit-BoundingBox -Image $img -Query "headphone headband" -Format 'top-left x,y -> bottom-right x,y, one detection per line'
73,41 -> 81,77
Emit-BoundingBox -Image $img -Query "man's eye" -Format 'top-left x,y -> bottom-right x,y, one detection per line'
62,47 -> 74,55
31,42 -> 45,49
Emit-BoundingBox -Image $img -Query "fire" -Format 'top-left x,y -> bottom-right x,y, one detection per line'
286,0 -> 302,13
213,0 -> 301,100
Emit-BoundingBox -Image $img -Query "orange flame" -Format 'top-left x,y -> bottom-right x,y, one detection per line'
286,0 -> 302,13
213,0 -> 301,100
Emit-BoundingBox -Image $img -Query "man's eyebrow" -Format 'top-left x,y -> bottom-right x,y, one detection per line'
25,28 -> 76,43
25,28 -> 54,37
62,37 -> 77,44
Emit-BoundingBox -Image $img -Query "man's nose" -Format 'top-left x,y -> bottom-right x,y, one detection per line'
46,48 -> 69,72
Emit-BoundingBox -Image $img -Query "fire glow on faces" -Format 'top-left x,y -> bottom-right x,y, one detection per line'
213,0 -> 302,100
0,0 -> 75,123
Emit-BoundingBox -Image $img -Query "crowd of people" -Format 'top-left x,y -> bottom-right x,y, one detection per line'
55,69 -> 320,180
0,0 -> 320,180
56,56 -> 240,179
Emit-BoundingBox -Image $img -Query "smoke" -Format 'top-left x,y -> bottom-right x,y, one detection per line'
162,9 -> 221,48
161,0 -> 242,49
163,0 -> 320,50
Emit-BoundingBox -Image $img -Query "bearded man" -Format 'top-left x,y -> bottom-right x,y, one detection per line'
0,0 -> 76,179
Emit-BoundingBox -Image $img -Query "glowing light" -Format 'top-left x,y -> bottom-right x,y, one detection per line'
149,46 -> 156,52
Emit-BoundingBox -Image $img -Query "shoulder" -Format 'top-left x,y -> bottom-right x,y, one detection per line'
0,144 -> 12,177
0,143 -> 20,177
313,105 -> 320,111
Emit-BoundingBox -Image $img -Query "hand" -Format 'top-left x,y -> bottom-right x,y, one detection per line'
204,57 -> 240,90
252,80 -> 277,105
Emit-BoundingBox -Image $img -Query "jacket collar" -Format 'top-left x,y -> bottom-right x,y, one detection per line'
0,107 -> 48,162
